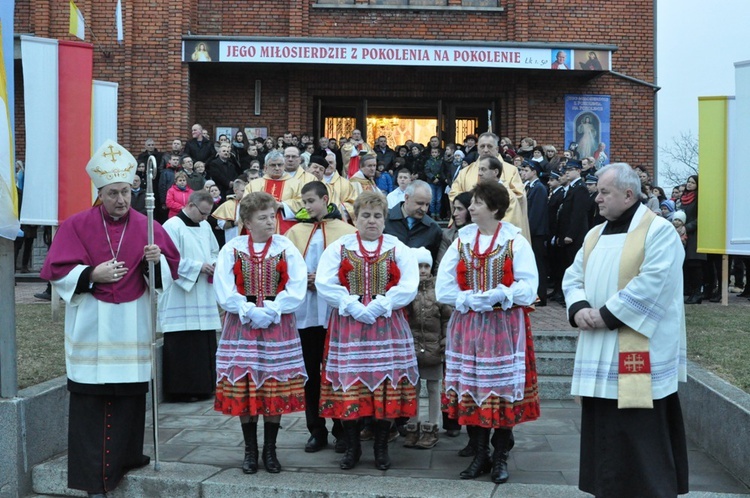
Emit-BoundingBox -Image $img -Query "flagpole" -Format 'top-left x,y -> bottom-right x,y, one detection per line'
146,155 -> 161,471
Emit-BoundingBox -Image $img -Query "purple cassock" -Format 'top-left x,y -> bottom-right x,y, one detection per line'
39,204 -> 181,495
41,204 -> 180,301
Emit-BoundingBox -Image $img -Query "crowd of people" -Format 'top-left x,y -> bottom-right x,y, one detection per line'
37,126 -> 708,497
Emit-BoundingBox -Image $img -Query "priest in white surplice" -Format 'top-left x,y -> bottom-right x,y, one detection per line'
40,140 -> 180,496
562,163 -> 688,498
159,190 -> 222,401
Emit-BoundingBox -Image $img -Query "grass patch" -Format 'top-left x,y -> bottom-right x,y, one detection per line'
16,303 -> 66,390
685,302 -> 750,392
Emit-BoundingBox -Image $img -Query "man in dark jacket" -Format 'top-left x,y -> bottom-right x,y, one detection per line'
136,138 -> 161,167
547,170 -> 566,302
374,136 -> 396,171
207,143 -> 242,200
520,161 -> 549,305
185,123 -> 215,164
555,161 -> 590,304
384,180 -> 443,268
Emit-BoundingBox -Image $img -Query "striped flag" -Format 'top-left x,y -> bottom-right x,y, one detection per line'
116,0 -> 123,44
69,1 -> 85,40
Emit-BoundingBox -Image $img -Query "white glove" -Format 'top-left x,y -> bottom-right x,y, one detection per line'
365,296 -> 390,319
347,301 -> 376,324
262,300 -> 281,324
466,293 -> 494,313
249,306 -> 274,329
479,287 -> 512,310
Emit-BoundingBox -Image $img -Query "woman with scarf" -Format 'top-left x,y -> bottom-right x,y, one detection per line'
681,175 -> 705,304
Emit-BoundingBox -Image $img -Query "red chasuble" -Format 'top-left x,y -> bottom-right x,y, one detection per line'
263,178 -> 296,235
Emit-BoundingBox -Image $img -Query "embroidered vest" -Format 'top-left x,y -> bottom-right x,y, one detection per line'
338,247 -> 399,300
455,238 -> 514,292
233,250 -> 288,300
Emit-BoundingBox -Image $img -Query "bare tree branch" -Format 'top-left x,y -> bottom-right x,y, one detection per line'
658,131 -> 698,187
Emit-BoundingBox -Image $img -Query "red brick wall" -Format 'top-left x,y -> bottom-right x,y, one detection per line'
13,0 -> 656,169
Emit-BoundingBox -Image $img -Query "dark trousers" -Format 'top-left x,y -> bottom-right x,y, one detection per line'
548,240 -> 563,295
531,235 -> 548,304
299,326 -> 341,439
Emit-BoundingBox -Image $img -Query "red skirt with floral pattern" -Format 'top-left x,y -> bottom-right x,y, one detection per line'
215,375 -> 306,417
442,309 -> 540,428
319,377 -> 417,420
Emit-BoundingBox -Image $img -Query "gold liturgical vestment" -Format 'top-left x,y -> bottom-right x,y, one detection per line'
449,157 -> 530,241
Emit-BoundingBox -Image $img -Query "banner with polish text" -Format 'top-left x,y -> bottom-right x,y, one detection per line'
183,39 -> 612,71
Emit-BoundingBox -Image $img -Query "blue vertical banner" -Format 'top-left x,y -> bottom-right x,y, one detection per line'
0,0 -> 19,240
564,95 -> 610,167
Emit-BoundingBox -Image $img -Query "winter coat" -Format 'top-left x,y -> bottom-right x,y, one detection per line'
407,277 -> 452,367
166,184 -> 193,218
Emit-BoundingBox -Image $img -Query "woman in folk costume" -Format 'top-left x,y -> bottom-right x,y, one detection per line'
436,181 -> 540,484
315,191 -> 420,471
213,191 -> 307,475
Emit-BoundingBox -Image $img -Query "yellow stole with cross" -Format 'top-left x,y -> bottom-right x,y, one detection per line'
583,208 -> 657,409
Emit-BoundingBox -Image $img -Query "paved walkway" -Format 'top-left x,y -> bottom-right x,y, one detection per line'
16,280 -> 750,496
139,396 -> 748,495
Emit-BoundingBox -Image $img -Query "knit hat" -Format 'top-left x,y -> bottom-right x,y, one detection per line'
660,199 -> 676,213
454,150 -> 465,160
413,247 -> 433,267
673,210 -> 686,223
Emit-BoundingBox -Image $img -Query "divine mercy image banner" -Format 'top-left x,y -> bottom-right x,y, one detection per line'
564,95 -> 611,165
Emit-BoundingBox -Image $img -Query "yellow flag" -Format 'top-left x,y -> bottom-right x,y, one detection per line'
69,1 -> 85,40
0,19 -> 19,240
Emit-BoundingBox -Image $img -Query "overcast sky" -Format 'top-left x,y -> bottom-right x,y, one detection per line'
656,0 -> 750,184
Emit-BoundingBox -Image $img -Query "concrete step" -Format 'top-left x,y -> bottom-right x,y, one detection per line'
538,375 -> 573,400
31,455 -> 594,498
536,352 -> 576,376
533,331 -> 579,353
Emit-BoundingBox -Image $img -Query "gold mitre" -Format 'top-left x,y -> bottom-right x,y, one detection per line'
86,139 -> 137,189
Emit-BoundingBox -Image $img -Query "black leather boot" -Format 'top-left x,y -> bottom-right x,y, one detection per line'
373,419 -> 392,470
262,422 -> 282,473
459,427 -> 491,479
458,425 -> 477,457
491,428 -> 512,484
339,420 -> 362,470
240,421 -> 258,474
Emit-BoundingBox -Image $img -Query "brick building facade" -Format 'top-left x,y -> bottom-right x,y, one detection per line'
14,0 -> 656,167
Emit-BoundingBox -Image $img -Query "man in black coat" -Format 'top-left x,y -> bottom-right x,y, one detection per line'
520,161 -> 549,306
547,170 -> 566,302
374,136 -> 396,171
207,143 -> 242,200
555,161 -> 590,303
185,123 -> 215,164
384,180 -> 443,265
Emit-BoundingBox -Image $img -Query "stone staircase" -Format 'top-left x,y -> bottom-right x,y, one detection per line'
533,330 -> 577,400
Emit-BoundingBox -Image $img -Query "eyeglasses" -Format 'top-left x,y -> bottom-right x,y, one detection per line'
195,205 -> 211,217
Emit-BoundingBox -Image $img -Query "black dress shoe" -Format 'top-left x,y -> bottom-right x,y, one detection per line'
305,435 -> 328,453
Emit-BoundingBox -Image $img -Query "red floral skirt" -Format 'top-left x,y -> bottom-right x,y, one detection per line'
442,309 -> 540,428
319,377 -> 417,420
215,375 -> 306,417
